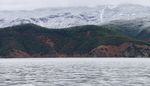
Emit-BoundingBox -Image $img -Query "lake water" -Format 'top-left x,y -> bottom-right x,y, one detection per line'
0,58 -> 150,86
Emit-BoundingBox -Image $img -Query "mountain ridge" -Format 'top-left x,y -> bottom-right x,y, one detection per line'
0,24 -> 149,58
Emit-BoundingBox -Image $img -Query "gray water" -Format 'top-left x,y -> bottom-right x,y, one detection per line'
0,58 -> 150,86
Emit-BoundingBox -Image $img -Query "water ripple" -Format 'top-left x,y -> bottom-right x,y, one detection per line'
0,58 -> 150,86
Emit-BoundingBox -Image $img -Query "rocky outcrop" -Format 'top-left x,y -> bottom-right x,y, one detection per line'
90,43 -> 150,57
37,35 -> 55,48
6,49 -> 30,58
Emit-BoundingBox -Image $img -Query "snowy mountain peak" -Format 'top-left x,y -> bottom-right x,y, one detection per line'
0,4 -> 150,28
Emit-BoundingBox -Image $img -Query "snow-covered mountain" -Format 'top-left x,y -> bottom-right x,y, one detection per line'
1,4 -> 150,28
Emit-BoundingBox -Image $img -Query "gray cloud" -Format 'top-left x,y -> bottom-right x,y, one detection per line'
0,0 -> 150,10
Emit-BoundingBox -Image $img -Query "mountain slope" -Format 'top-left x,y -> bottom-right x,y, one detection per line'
102,17 -> 150,42
0,24 -> 149,57
137,28 -> 150,42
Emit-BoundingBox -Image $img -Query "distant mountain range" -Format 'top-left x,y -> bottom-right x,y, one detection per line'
0,4 -> 149,57
0,23 -> 149,57
1,4 -> 150,28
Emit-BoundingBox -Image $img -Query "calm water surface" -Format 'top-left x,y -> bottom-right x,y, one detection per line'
0,58 -> 150,86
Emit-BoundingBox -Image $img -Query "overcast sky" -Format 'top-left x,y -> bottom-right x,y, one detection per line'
0,0 -> 150,10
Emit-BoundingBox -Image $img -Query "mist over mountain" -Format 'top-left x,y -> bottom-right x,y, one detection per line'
1,4 -> 150,28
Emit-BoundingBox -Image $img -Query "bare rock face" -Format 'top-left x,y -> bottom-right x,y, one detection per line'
90,43 -> 150,57
7,49 -> 30,58
37,35 -> 55,48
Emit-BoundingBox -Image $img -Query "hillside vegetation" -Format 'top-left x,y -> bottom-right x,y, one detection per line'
0,24 -> 149,57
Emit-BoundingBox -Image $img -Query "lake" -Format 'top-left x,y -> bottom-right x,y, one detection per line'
0,58 -> 150,86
